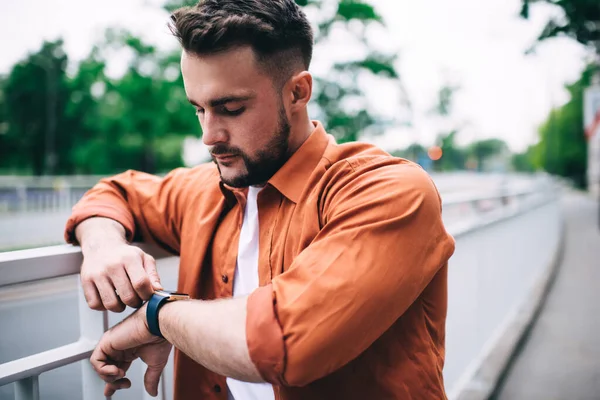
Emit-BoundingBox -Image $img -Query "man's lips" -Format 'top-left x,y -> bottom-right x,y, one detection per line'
212,154 -> 238,161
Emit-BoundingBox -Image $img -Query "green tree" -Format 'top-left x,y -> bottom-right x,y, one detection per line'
0,75 -> 12,172
67,30 -> 199,174
512,146 -> 537,172
0,0 -> 404,175
466,138 -> 509,172
530,65 -> 598,186
520,0 -> 600,55
1,40 -> 73,175
434,130 -> 467,171
428,84 -> 467,171
396,143 -> 427,161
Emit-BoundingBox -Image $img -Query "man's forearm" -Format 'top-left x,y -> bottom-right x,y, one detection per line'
158,296 -> 264,382
75,217 -> 127,251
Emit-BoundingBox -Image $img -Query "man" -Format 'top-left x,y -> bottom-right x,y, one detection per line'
64,0 -> 455,399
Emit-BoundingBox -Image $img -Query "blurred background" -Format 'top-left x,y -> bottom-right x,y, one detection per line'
0,0 -> 599,399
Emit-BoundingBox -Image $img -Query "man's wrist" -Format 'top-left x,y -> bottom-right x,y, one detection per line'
139,303 -> 150,331
76,217 -> 127,251
156,301 -> 175,339
147,291 -> 190,339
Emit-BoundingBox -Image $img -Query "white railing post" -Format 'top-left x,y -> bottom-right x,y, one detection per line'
14,376 -> 39,400
78,281 -> 109,400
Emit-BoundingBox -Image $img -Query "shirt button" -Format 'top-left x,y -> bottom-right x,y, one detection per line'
214,384 -> 221,393
222,275 -> 228,283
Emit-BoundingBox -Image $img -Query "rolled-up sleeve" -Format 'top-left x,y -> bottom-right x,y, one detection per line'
64,167 -> 192,254
246,160 -> 455,386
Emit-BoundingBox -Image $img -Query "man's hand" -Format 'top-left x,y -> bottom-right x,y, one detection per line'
81,243 -> 162,312
90,305 -> 172,397
77,217 -> 163,312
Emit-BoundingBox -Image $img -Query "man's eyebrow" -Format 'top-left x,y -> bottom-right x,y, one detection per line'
187,93 -> 257,108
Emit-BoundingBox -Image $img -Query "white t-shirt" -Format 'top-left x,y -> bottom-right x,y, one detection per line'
227,186 -> 275,400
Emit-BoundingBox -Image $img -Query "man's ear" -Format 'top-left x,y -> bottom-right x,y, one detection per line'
288,71 -> 312,109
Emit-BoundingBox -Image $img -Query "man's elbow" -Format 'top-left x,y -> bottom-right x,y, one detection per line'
278,346 -> 340,387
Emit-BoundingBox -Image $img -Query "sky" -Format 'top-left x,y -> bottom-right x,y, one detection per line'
0,0 -> 592,154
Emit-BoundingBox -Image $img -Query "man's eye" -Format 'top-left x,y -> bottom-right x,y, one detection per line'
195,108 -> 205,115
223,107 -> 245,116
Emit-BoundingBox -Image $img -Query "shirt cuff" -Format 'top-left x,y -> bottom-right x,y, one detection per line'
64,204 -> 135,245
246,284 -> 286,386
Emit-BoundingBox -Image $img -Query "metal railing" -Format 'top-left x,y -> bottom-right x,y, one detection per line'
441,185 -> 553,237
0,179 -> 560,400
0,245 -> 174,400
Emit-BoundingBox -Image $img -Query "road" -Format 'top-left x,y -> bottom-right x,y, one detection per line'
493,192 -> 600,399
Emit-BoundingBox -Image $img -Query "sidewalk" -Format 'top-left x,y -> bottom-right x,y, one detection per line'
492,191 -> 600,399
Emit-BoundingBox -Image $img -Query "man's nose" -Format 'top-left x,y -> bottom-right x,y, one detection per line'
201,112 -> 228,146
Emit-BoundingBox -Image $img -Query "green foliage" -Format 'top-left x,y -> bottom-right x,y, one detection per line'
392,134 -> 510,172
528,65 -> 598,187
336,0 -> 382,23
0,0 -> 402,175
512,146 -> 537,172
335,53 -> 399,78
432,85 -> 460,117
520,0 -> 600,54
436,131 -> 465,171
0,33 -> 199,175
520,1 -> 598,184
1,40 -> 72,175
466,138 -> 509,172
163,0 -> 198,12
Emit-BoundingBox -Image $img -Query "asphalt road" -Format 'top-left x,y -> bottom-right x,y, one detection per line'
493,192 -> 600,400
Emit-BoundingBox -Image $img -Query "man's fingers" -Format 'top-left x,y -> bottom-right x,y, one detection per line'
124,254 -> 155,301
97,364 -> 121,379
104,378 -> 131,397
81,276 -> 104,310
144,365 -> 164,397
142,253 -> 163,291
96,278 -> 126,313
110,267 -> 142,308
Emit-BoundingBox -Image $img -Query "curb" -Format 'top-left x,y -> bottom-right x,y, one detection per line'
452,210 -> 567,400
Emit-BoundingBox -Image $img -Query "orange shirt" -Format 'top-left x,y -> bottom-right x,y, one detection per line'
65,121 -> 455,400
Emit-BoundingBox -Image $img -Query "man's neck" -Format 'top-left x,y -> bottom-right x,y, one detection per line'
288,116 -> 316,155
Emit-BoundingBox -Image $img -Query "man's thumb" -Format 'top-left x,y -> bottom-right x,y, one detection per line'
144,366 -> 163,397
143,254 -> 163,290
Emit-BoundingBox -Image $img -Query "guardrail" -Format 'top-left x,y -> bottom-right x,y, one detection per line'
0,245 -> 175,400
0,180 -> 560,400
0,171 -> 545,214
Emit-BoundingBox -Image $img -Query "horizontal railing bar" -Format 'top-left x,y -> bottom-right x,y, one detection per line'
0,245 -> 83,287
0,339 -> 96,386
450,195 -> 557,238
0,244 -> 176,287
442,187 -> 551,206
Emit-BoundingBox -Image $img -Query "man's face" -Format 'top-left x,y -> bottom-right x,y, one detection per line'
181,47 -> 291,188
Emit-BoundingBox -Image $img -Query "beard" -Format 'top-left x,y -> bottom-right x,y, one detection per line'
210,103 -> 292,188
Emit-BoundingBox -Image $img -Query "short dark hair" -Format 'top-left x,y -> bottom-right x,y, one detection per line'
169,0 -> 314,87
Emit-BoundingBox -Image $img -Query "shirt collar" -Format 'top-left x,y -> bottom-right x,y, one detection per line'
219,120 -> 330,204
268,120 -> 330,203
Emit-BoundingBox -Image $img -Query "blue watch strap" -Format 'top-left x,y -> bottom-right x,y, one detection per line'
146,293 -> 169,338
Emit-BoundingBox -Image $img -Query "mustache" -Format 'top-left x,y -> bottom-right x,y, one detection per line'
209,145 -> 242,157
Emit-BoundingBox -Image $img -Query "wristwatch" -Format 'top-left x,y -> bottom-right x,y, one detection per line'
146,290 -> 190,338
